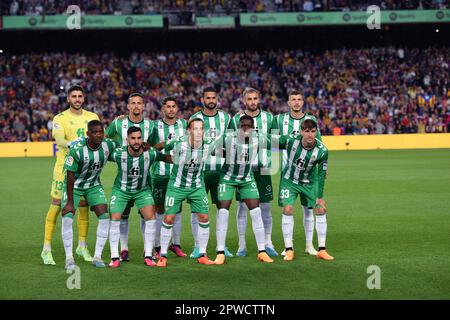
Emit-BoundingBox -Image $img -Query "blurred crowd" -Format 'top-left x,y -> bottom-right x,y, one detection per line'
1,46 -> 449,142
3,0 -> 449,16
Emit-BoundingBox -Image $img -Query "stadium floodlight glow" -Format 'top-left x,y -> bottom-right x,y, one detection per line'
436,29 -> 439,33
60,86 -> 64,90
0,49 -> 3,53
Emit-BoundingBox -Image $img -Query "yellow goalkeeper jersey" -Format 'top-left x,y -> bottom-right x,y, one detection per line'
52,108 -> 99,169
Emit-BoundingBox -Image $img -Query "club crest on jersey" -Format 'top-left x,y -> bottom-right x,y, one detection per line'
53,123 -> 61,130
65,156 -> 74,166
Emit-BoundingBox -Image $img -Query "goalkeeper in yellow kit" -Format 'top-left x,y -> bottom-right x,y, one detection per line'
41,85 -> 100,265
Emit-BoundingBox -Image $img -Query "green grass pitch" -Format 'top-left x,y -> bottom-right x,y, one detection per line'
0,149 -> 449,300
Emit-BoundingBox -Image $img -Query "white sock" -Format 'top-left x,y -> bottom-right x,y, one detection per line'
249,207 -> 265,251
302,206 -> 315,247
62,216 -> 74,259
109,220 -> 121,259
173,213 -> 182,245
144,219 -> 156,257
140,216 -> 146,243
316,214 -> 327,248
78,240 -> 86,248
191,212 -> 199,247
154,213 -> 164,247
119,218 -> 129,251
197,221 -> 210,254
282,214 -> 294,249
236,201 -> 248,250
94,218 -> 110,259
43,243 -> 51,251
160,222 -> 173,255
260,202 -> 273,248
216,208 -> 229,252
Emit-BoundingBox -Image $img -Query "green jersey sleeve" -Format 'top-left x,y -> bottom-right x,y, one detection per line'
316,149 -> 328,198
105,120 -> 117,139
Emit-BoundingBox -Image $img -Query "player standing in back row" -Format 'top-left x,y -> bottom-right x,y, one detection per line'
272,90 -> 323,256
105,92 -> 155,262
189,87 -> 233,259
149,97 -> 188,258
230,88 -> 277,257
214,115 -> 274,264
278,116 -> 334,261
41,85 -> 99,266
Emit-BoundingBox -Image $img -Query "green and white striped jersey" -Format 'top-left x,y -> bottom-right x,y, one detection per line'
189,110 -> 231,171
105,117 -> 155,147
279,135 -> 328,198
64,138 -> 117,190
230,110 -> 274,170
272,112 -> 322,171
220,132 -> 264,183
165,135 -> 211,189
150,118 -> 187,177
111,147 -> 164,192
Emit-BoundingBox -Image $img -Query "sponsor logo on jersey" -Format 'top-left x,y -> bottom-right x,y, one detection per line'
294,158 -> 306,169
53,123 -> 61,130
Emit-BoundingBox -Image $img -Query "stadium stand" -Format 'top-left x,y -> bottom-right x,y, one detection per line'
1,47 -> 449,142
2,0 -> 449,16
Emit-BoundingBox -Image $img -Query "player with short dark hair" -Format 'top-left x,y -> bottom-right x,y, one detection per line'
189,86 -> 233,259
230,88 -> 277,258
149,97 -> 188,258
214,115 -> 274,264
272,90 -> 323,257
105,92 -> 155,262
108,126 -> 171,268
41,85 -> 99,266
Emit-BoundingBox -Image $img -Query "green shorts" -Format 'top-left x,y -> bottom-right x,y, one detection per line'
204,171 -> 221,205
110,187 -> 154,214
152,174 -> 170,206
278,178 -> 317,208
219,176 -> 260,201
164,185 -> 209,215
236,170 -> 273,203
62,184 -> 107,212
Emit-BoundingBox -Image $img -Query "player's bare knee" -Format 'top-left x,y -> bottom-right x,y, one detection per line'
164,214 -> 175,225
79,199 -> 88,207
51,198 -> 61,206
155,205 -> 164,215
196,213 -> 209,223
93,204 -> 108,217
111,213 -> 122,221
283,206 -> 294,216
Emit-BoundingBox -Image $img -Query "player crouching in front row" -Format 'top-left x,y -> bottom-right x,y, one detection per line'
61,120 -> 117,270
278,116 -> 334,261
108,126 -> 172,268
156,119 -> 215,267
